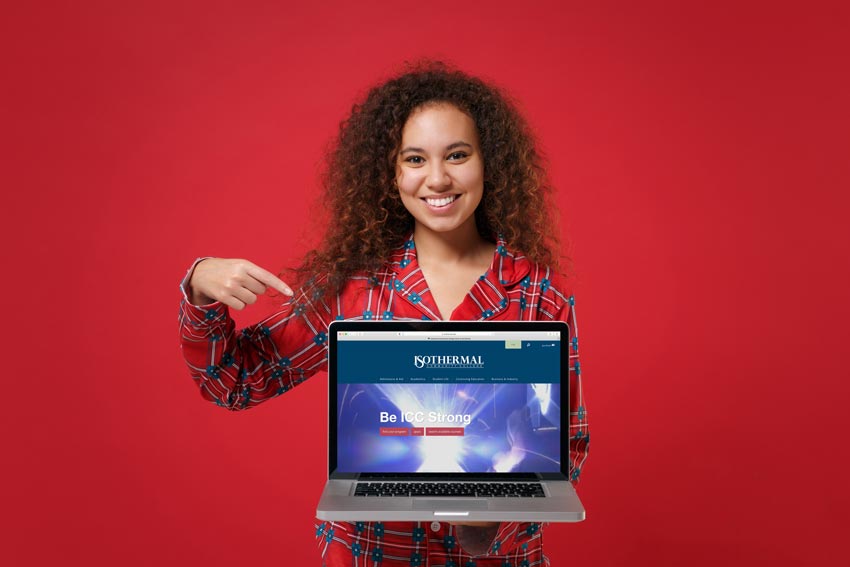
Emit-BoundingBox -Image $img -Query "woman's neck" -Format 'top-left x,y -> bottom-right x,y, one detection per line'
413,222 -> 493,268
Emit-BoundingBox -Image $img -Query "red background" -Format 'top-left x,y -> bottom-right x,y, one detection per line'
3,1 -> 849,565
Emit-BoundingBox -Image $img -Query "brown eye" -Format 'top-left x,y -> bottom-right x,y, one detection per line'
405,156 -> 424,164
448,152 -> 468,160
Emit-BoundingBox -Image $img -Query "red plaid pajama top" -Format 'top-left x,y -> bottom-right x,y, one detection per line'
178,235 -> 589,566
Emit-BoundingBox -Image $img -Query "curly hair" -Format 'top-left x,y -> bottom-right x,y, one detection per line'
290,59 -> 564,297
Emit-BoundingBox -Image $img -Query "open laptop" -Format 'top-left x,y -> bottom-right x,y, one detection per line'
316,320 -> 585,522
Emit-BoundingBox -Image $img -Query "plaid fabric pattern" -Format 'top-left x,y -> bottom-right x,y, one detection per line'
178,235 -> 589,565
315,520 -> 550,567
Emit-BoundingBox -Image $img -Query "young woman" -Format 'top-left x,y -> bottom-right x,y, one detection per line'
178,61 -> 588,566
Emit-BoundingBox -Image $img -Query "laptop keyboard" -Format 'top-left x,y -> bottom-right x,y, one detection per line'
353,482 -> 546,498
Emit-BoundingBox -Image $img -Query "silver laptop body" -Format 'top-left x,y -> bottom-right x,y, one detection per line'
316,321 -> 585,522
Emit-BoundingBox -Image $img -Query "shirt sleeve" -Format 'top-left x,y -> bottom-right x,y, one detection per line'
560,294 -> 589,483
177,258 -> 333,410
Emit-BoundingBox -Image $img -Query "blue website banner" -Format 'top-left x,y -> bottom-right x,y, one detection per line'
336,382 -> 562,473
336,340 -> 560,384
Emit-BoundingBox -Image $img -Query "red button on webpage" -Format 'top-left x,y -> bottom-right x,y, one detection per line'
411,428 -> 425,436
425,427 -> 465,436
380,427 -> 410,436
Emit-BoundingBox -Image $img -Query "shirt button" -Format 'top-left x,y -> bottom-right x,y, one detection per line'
431,521 -> 441,532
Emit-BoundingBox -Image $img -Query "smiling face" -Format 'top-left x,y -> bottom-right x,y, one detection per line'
395,103 -> 485,238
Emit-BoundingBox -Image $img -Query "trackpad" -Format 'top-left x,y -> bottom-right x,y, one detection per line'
413,499 -> 488,511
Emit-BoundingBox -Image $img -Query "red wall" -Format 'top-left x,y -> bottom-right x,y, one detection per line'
4,1 -> 849,565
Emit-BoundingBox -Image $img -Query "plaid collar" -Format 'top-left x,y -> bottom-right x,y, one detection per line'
385,233 -> 532,320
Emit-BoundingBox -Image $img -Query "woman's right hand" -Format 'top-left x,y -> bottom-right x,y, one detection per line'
187,258 -> 294,309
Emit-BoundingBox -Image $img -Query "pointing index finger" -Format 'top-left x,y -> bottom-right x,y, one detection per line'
247,265 -> 293,296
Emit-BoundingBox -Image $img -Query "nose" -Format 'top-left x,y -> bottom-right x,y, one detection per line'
425,161 -> 451,191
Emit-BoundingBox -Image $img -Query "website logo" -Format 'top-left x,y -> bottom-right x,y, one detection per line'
413,355 -> 484,369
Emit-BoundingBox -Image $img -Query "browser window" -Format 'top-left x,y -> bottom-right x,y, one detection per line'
335,331 -> 562,473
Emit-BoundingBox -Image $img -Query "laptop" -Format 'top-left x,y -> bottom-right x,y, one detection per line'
315,320 -> 585,522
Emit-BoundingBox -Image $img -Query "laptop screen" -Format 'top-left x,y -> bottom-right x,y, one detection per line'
329,322 -> 565,475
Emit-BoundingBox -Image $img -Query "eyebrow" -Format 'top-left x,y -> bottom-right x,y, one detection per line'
399,141 -> 474,155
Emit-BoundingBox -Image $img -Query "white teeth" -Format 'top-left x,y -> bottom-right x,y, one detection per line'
425,195 -> 458,207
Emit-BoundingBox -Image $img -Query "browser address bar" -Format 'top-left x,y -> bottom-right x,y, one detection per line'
402,331 -> 495,336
